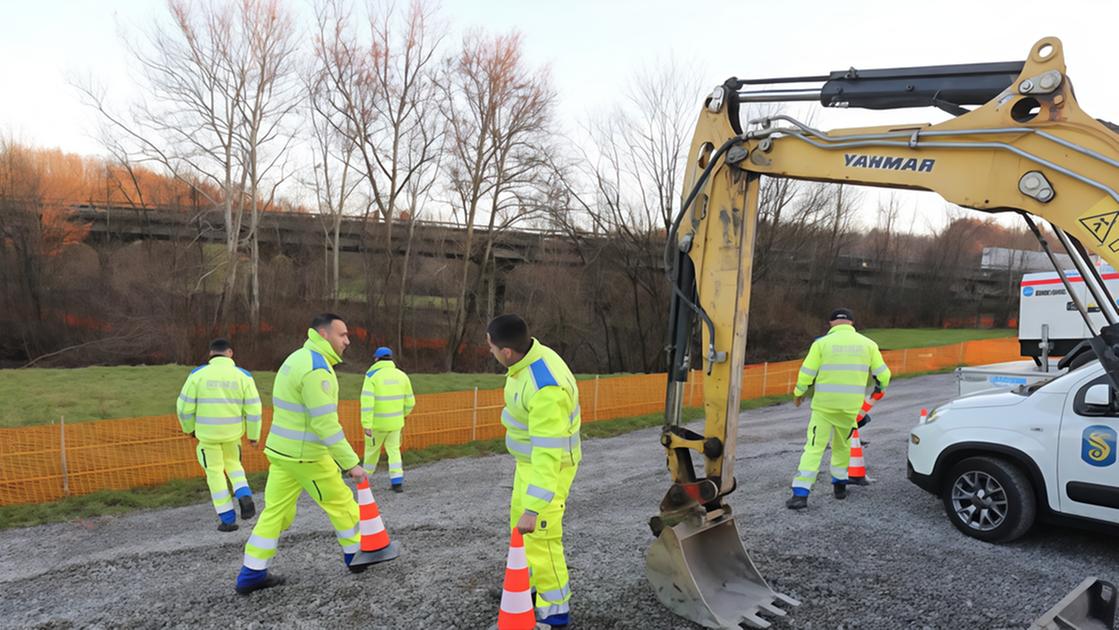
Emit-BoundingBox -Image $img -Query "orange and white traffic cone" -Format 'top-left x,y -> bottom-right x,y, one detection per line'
848,389 -> 883,485
349,478 -> 399,567
848,428 -> 869,486
497,528 -> 536,630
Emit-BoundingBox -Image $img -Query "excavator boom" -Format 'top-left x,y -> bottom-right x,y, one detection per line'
648,37 -> 1119,629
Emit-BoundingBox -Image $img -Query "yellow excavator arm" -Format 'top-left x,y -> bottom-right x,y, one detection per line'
648,37 -> 1119,629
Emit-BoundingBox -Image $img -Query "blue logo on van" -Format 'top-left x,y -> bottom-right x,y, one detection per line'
1082,425 -> 1117,467
1023,286 -> 1035,297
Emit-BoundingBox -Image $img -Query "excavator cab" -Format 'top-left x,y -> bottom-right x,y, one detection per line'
648,37 -> 1119,629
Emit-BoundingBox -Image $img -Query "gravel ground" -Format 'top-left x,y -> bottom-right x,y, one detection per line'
1,373 -> 1117,629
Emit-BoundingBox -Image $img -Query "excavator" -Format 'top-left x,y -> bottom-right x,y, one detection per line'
648,37 -> 1119,629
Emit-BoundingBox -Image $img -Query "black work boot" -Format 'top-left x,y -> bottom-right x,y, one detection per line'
235,573 -> 286,595
217,521 -> 240,532
239,495 -> 256,520
833,483 -> 849,500
785,495 -> 808,510
391,483 -> 403,494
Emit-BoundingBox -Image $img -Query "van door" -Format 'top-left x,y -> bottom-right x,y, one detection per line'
1060,373 -> 1119,523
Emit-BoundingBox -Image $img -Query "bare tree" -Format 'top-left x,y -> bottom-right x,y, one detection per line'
312,0 -> 445,340
440,30 -> 555,370
77,0 -> 299,330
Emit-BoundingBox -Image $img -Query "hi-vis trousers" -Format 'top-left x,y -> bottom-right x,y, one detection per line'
509,461 -> 578,621
791,409 -> 855,496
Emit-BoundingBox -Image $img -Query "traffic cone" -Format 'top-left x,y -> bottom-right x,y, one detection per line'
848,428 -> 869,485
497,528 -> 536,630
349,478 -> 399,567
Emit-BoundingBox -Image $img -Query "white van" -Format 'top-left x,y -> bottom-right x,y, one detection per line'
908,361 -> 1119,542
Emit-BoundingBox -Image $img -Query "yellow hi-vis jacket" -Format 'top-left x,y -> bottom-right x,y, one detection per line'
360,360 -> 415,432
265,329 -> 360,470
793,324 -> 891,416
500,339 -> 582,515
176,356 -> 262,443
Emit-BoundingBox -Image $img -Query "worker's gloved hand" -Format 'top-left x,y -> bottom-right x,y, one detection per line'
857,413 -> 871,428
794,396 -> 803,408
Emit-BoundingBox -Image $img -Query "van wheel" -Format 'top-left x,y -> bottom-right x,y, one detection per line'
941,456 -> 1036,543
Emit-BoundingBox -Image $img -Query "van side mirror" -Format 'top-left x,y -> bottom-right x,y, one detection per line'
1084,383 -> 1112,407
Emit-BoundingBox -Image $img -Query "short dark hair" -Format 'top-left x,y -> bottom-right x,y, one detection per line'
487,314 -> 531,354
310,313 -> 344,332
209,338 -> 232,354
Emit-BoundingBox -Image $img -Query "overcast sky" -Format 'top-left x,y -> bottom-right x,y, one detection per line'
2,0 -> 1116,232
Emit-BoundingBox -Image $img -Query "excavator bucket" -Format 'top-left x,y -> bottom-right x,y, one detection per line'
645,512 -> 799,629
1029,578 -> 1117,630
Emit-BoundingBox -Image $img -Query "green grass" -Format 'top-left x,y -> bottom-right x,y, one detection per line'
0,366 -> 516,428
861,328 -> 1013,350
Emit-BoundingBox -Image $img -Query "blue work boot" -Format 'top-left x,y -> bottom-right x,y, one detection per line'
217,509 -> 238,531
235,567 -> 286,595
536,613 -> 570,629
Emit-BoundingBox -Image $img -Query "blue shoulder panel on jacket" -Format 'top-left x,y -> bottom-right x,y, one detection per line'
530,359 -> 558,389
365,368 -> 382,378
237,367 -> 253,378
190,364 -> 207,375
309,351 -> 330,372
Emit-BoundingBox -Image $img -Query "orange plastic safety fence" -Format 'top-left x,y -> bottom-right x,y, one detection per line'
0,338 -> 1020,506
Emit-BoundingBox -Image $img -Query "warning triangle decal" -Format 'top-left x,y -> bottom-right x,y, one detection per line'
1079,210 -> 1119,244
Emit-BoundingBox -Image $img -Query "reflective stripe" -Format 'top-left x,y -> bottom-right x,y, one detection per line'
831,467 -> 849,480
792,479 -> 813,489
872,364 -> 889,376
243,554 -> 269,570
526,484 -> 555,502
269,425 -> 321,444
195,396 -> 243,404
530,435 -> 580,451
799,367 -> 818,377
177,413 -> 194,423
374,410 -> 404,418
539,585 -> 571,602
569,405 -> 580,423
246,414 -> 262,423
244,397 -> 261,405
814,384 -> 867,394
536,602 -> 571,617
341,542 -> 360,554
335,526 -> 357,540
248,534 -> 278,550
376,394 -> 407,401
179,394 -> 195,404
360,407 -> 375,413
819,363 -> 870,372
384,379 -> 400,385
308,403 -> 337,418
505,434 -> 533,456
273,397 -> 307,413
214,500 -> 234,512
321,430 -> 347,446
211,490 -> 231,501
502,410 -> 528,431
228,471 -> 246,480
196,416 -> 243,425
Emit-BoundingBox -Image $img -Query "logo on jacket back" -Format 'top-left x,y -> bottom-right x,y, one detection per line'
844,154 -> 935,173
1082,425 -> 1117,467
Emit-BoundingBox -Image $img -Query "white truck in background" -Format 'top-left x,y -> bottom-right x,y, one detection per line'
954,265 -> 1119,397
